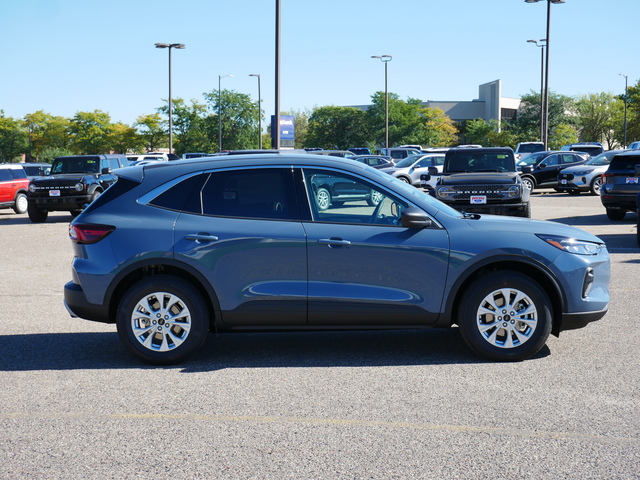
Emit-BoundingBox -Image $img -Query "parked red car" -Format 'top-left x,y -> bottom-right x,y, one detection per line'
0,164 -> 30,214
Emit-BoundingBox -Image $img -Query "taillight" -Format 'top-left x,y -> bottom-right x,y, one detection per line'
69,224 -> 115,244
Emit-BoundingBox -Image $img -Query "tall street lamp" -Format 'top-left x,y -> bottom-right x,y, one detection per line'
249,74 -> 262,149
218,74 -> 234,152
619,73 -> 628,148
371,55 -> 392,150
155,43 -> 185,154
525,0 -> 565,150
527,39 -> 546,142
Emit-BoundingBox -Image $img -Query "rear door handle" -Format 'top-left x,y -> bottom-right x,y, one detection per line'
318,238 -> 351,247
186,233 -> 219,243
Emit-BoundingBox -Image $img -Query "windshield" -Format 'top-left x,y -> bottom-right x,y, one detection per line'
586,151 -> 620,166
51,157 -> 99,174
395,155 -> 422,168
518,152 -> 547,166
517,143 -> 544,154
447,152 -> 514,172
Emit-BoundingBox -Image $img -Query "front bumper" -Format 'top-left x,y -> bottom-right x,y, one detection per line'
28,194 -> 91,211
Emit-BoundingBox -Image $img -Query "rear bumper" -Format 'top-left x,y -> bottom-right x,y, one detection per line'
63,281 -> 111,323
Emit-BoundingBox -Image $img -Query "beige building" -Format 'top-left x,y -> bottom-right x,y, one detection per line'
351,79 -> 521,131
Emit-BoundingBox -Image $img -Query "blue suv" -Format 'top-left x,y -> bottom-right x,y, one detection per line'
64,154 -> 610,365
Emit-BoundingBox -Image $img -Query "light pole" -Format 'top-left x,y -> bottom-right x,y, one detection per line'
371,55 -> 392,150
218,74 -> 234,152
527,39 -> 546,142
619,73 -> 628,148
525,0 -> 564,150
155,43 -> 185,154
250,74 -> 262,149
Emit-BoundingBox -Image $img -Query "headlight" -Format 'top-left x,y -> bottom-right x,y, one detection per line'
29,184 -> 37,193
536,234 -> 602,255
573,169 -> 594,176
75,183 -> 84,192
507,185 -> 520,197
437,186 -> 453,199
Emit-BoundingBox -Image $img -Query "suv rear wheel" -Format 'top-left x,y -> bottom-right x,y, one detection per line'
457,271 -> 552,361
116,275 -> 209,365
605,207 -> 626,221
13,193 -> 27,214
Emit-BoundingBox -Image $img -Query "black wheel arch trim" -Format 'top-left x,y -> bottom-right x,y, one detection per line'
103,257 -> 223,328
440,253 -> 567,336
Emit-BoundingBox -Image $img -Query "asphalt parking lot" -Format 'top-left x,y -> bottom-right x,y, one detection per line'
1,190 -> 638,479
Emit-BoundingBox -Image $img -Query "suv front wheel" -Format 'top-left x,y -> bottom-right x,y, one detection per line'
27,203 -> 48,223
457,271 -> 552,361
116,275 -> 210,365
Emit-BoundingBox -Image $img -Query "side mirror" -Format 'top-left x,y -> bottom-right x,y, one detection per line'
538,163 -> 547,169
427,166 -> 438,175
101,167 -> 112,174
521,166 -> 533,174
401,207 -> 432,229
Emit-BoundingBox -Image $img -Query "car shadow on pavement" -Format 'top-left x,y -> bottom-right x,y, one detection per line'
0,330 -> 551,372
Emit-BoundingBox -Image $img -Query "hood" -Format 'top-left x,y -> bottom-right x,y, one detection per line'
439,172 -> 519,185
463,213 -> 605,245
32,174 -> 95,184
560,164 -> 607,173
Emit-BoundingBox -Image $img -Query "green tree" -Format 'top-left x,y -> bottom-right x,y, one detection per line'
135,113 -> 166,152
22,111 -> 70,160
110,122 -> 145,154
306,106 -> 370,149
464,119 -> 497,146
67,110 -> 114,154
0,113 -> 28,162
204,89 -> 260,151
419,107 -> 458,147
622,79 -> 640,145
158,98 -> 215,155
514,91 -> 577,141
575,92 -> 624,147
548,123 -> 578,150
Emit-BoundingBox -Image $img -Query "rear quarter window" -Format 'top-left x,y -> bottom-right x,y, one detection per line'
608,156 -> 640,171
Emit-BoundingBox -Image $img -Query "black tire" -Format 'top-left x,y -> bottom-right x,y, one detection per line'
457,271 -> 552,361
606,208 -> 626,221
70,210 -> 82,217
397,176 -> 411,184
518,201 -> 531,218
316,187 -> 331,211
27,203 -> 48,223
116,275 -> 210,365
13,192 -> 28,214
590,176 -> 602,196
521,176 -> 535,192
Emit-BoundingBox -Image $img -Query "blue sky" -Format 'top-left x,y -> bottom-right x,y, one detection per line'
1,0 -> 638,126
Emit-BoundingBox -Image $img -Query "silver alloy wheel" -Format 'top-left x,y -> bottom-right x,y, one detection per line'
370,190 -> 384,204
15,193 -> 27,214
591,176 -> 602,195
131,291 -> 192,352
316,188 -> 331,210
475,287 -> 538,349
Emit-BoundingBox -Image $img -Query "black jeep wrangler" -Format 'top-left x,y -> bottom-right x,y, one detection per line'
422,147 -> 531,217
27,154 -> 130,223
